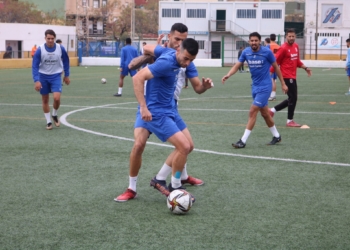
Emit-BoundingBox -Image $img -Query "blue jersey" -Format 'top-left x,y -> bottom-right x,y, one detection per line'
120,45 -> 138,69
32,43 -> 69,82
154,45 -> 198,79
346,48 -> 350,68
239,46 -> 275,91
146,50 -> 180,117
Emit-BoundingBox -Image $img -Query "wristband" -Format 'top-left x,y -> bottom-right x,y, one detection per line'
304,67 -> 309,71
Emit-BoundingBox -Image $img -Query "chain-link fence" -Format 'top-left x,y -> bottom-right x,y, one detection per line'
77,40 -> 140,58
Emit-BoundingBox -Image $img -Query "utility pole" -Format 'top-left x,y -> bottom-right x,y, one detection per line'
130,0 -> 135,39
315,0 -> 318,60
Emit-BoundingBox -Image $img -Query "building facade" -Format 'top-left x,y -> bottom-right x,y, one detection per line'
159,1 -> 285,63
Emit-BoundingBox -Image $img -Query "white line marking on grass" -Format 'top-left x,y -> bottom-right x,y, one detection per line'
2,103 -> 349,116
60,104 -> 350,168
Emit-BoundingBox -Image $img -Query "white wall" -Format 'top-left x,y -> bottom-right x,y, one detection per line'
0,23 -> 76,52
81,57 -> 345,69
81,57 -> 222,67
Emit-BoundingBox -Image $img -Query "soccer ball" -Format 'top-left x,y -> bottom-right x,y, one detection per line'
101,78 -> 107,84
167,189 -> 192,215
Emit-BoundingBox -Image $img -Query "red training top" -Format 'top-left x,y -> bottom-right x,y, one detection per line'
270,42 -> 303,79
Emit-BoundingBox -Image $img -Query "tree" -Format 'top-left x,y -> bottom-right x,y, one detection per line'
111,0 -> 158,40
0,0 -> 43,23
0,0 -> 64,24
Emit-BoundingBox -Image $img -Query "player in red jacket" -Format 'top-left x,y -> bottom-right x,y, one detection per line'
269,28 -> 312,127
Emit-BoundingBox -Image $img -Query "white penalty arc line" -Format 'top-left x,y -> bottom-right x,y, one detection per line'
60,104 -> 350,168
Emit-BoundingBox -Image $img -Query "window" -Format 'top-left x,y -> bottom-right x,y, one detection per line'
262,9 -> 282,19
196,40 -> 205,50
97,20 -> 103,34
93,0 -> 99,8
162,8 -> 181,18
187,9 -> 206,18
82,0 -> 87,7
236,9 -> 256,19
317,33 -> 339,37
102,0 -> 107,6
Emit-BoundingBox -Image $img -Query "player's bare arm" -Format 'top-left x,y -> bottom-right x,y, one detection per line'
189,77 -> 213,94
272,62 -> 288,94
133,68 -> 153,121
221,62 -> 242,83
128,55 -> 154,70
142,44 -> 158,56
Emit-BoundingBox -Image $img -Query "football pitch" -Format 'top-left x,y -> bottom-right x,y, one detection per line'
0,66 -> 349,249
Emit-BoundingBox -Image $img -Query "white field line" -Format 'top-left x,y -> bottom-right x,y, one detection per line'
59,104 -> 350,168
1,103 -> 349,115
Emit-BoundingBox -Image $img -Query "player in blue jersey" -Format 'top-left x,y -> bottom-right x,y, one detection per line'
115,28 -> 213,202
144,43 -> 212,197
114,38 -> 138,97
222,32 -> 288,148
345,38 -> 350,95
133,38 -> 200,193
32,29 -> 70,130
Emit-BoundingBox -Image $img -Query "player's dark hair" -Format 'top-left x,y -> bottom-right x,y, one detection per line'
181,38 -> 198,56
171,23 -> 188,34
56,39 -> 62,44
346,38 -> 350,43
249,32 -> 261,41
265,38 -> 271,43
125,38 -> 131,44
286,28 -> 296,35
270,34 -> 276,41
45,29 -> 56,38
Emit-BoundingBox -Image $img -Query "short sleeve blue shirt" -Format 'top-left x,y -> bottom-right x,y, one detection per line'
239,46 -> 276,91
154,45 -> 198,78
146,50 -> 180,116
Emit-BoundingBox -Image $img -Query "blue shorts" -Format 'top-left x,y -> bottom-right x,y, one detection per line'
40,76 -> 62,95
121,68 -> 137,77
174,107 -> 187,131
134,112 -> 180,142
347,68 -> 350,76
252,89 -> 270,108
271,72 -> 277,80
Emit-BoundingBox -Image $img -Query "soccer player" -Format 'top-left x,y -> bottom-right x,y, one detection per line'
268,34 -> 281,101
269,29 -> 312,127
129,38 -> 200,197
115,24 -> 213,202
238,47 -> 244,73
222,32 -> 288,148
345,38 -> 350,95
114,38 -> 138,97
32,29 -> 70,130
31,44 -> 37,58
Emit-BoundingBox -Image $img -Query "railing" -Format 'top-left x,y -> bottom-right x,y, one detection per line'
208,19 -> 251,37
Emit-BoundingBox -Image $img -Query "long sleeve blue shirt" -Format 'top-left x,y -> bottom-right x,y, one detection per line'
32,44 -> 70,82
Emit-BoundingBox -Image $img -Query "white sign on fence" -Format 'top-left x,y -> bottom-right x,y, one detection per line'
318,37 -> 341,49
